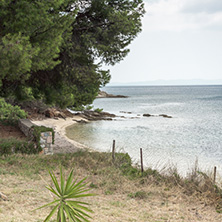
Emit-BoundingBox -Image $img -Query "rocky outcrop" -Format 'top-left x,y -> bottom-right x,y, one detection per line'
143,114 -> 153,117
120,111 -> 132,114
75,110 -> 115,121
159,114 -> 172,118
44,108 -> 66,119
143,114 -> 173,118
96,90 -> 128,98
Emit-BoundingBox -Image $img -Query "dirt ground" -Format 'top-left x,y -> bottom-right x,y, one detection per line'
0,123 -> 26,140
0,168 -> 222,222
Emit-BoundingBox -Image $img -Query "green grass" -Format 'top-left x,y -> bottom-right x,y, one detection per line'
1,151 -> 222,212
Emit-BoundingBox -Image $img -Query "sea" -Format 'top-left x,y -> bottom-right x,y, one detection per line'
66,85 -> 222,176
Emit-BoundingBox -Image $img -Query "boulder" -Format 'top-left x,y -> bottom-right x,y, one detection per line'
96,90 -> 128,98
44,108 -> 66,119
143,114 -> 153,117
159,114 -> 172,118
45,108 -> 55,118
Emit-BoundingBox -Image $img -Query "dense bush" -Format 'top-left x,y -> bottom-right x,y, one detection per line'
0,98 -> 27,125
0,138 -> 41,155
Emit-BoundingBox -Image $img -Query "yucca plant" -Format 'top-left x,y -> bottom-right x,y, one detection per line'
36,167 -> 94,222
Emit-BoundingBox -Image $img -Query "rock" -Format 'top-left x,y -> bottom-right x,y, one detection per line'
0,192 -> 8,201
44,108 -> 66,119
76,119 -> 88,123
159,114 -> 172,118
96,90 -> 128,98
54,111 -> 60,117
73,110 -> 116,121
143,114 -> 153,117
58,112 -> 66,119
45,108 -> 55,118
120,111 -> 132,114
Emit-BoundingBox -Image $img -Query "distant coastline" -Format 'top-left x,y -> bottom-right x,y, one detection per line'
107,79 -> 222,86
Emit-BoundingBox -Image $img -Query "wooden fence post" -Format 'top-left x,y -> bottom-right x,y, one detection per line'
112,140 -> 115,162
140,148 -> 144,173
213,166 -> 217,184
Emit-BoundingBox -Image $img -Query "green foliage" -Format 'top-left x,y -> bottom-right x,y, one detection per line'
128,191 -> 150,199
0,0 -> 145,108
70,105 -> 86,112
89,182 -> 98,189
0,98 -> 27,125
72,105 -> 94,112
70,105 -> 103,113
0,138 -> 40,155
0,33 -> 36,84
93,108 -> 103,113
0,0 -> 76,100
31,125 -> 55,151
86,105 -> 94,111
36,166 -> 94,222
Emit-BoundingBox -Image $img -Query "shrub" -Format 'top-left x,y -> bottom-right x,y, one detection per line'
0,98 -> 27,125
36,166 -> 94,221
93,108 -> 103,113
128,191 -> 150,199
0,138 -> 41,155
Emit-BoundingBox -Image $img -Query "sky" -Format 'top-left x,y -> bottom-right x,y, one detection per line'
106,0 -> 222,84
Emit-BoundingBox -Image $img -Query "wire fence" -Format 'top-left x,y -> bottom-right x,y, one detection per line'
110,139 -> 221,183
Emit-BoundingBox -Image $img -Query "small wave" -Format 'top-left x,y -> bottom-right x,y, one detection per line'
199,96 -> 222,101
136,126 -> 150,130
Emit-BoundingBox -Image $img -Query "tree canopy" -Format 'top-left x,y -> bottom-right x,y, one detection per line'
0,0 -> 145,108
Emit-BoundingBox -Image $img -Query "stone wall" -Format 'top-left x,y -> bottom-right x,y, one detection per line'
40,132 -> 53,155
18,119 -> 35,138
18,119 -> 53,155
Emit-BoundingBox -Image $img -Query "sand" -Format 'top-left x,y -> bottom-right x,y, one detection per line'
32,116 -> 93,153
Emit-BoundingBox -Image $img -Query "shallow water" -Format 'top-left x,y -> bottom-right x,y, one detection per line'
66,85 -> 222,176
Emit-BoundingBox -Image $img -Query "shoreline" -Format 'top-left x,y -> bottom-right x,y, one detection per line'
32,117 -> 95,153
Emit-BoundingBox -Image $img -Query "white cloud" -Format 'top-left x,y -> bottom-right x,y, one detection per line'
143,0 -> 222,31
182,0 -> 222,14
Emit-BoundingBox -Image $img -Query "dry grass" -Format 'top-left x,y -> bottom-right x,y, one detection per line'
0,152 -> 222,221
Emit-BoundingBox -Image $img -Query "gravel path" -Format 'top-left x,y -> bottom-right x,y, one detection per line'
32,117 -> 91,153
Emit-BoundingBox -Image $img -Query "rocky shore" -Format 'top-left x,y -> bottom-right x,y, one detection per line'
96,90 -> 128,98
31,108 -> 117,153
29,105 -> 173,154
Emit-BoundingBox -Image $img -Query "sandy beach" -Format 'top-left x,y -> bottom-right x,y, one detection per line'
32,116 -> 93,153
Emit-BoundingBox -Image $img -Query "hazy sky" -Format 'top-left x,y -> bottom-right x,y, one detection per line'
106,0 -> 222,84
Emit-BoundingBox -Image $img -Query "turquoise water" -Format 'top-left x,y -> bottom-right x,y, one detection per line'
67,85 -> 222,176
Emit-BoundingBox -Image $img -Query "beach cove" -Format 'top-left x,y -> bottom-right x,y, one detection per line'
66,85 -> 222,177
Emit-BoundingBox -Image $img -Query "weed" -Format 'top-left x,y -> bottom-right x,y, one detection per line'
89,182 -> 98,189
128,191 -> 151,199
109,201 -> 126,208
105,190 -> 113,195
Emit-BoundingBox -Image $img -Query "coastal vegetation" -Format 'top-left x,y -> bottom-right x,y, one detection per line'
0,98 -> 27,125
0,0 -> 145,108
35,166 -> 95,222
0,152 -> 222,221
1,1 -> 222,221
